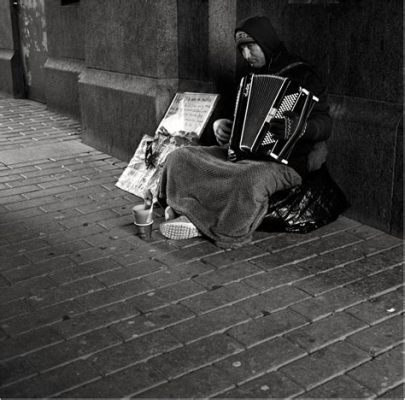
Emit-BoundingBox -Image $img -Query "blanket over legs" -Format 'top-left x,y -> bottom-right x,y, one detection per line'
159,145 -> 302,248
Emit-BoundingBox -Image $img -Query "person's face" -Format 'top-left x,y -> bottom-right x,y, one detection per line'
239,43 -> 267,68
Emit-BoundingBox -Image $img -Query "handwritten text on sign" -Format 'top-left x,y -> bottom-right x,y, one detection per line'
159,93 -> 219,136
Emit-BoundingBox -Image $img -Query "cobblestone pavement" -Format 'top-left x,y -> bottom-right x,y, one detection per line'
0,94 -> 403,399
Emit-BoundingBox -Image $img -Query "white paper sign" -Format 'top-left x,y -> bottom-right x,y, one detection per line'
158,92 -> 219,136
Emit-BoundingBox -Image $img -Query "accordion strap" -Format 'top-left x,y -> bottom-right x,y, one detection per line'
276,61 -> 310,77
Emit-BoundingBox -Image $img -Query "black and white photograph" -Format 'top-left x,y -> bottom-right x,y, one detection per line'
0,0 -> 403,398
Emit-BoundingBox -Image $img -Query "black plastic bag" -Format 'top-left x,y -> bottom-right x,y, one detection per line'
260,164 -> 350,233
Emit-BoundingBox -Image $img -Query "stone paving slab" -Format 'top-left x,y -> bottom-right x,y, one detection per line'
0,96 -> 404,399
0,141 -> 94,164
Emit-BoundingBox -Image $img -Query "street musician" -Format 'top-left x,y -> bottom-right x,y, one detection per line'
158,15 -> 332,247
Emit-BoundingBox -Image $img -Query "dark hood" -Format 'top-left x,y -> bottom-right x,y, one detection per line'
235,15 -> 302,74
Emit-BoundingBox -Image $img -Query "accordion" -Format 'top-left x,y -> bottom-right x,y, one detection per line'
228,73 -> 319,164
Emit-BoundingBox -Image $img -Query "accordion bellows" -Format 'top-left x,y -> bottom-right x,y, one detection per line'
229,74 -> 319,164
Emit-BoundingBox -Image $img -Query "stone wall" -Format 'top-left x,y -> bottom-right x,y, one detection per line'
0,1 -> 24,97
44,0 -> 84,118
325,1 -> 403,237
79,0 -> 215,160
224,0 -> 402,236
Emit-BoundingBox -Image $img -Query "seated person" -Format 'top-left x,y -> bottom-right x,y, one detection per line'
158,15 -> 332,248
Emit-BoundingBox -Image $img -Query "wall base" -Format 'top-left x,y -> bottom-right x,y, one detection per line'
79,68 -> 214,162
0,49 -> 25,97
44,57 -> 84,119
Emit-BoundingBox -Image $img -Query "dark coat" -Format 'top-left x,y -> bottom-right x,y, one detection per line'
235,16 -> 332,175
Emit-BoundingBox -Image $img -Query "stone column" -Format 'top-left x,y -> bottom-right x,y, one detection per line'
44,0 -> 85,118
79,0 -> 214,161
207,0 -> 237,118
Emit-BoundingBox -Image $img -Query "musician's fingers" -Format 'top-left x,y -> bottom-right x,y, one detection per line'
268,118 -> 286,140
269,121 -> 285,134
270,117 -> 284,125
217,121 -> 232,134
222,126 -> 232,135
214,118 -> 231,130
214,119 -> 233,144
270,120 -> 284,128
223,119 -> 233,129
219,127 -> 231,138
282,111 -> 299,119
217,129 -> 230,141
228,151 -> 237,162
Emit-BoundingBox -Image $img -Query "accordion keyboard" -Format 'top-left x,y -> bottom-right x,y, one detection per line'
274,93 -> 300,118
262,93 -> 300,145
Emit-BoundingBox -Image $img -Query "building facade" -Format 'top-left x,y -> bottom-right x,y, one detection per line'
0,0 -> 403,237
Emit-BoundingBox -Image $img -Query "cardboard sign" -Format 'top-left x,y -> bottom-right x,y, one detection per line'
116,92 -> 219,199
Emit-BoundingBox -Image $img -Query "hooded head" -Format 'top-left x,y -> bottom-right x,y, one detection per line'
234,15 -> 287,72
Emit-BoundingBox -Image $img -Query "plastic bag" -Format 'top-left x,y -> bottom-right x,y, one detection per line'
260,164 -> 350,233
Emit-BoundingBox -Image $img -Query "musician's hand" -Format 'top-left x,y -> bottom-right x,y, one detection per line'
283,111 -> 300,137
268,118 -> 286,140
213,119 -> 233,145
283,111 -> 300,124
269,112 -> 301,140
